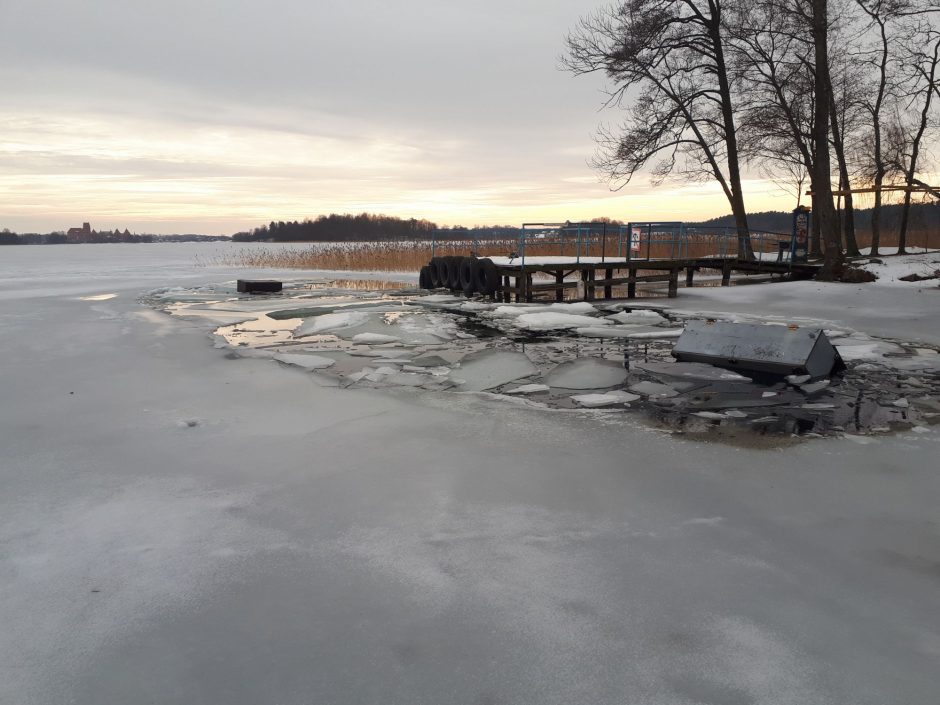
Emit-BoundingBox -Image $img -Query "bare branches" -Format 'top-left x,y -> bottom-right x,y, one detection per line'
565,0 -> 755,258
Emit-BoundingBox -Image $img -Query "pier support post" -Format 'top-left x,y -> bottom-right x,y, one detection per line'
555,271 -> 565,302
604,268 -> 613,299
627,265 -> 637,299
668,267 -> 679,298
721,261 -> 732,286
686,267 -> 695,288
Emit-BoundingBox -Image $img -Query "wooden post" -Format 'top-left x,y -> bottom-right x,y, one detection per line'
686,267 -> 695,288
524,273 -> 533,303
502,275 -> 511,303
627,264 -> 637,299
580,270 -> 591,301
668,267 -> 679,298
555,270 -> 564,302
721,261 -> 732,286
604,268 -> 613,299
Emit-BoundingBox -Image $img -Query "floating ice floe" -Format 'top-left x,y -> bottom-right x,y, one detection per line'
624,329 -> 684,339
607,310 -> 669,325
504,383 -> 550,394
514,312 -> 610,331
629,381 -> 680,398
799,380 -> 830,395
575,325 -> 670,339
571,391 -> 640,407
273,353 -> 337,370
488,302 -> 597,318
452,350 -> 538,391
351,332 -> 400,344
294,311 -> 371,336
692,411 -> 727,420
634,361 -> 750,382
546,358 -> 628,390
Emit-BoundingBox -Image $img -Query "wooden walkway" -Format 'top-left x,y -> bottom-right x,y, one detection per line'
495,258 -> 821,302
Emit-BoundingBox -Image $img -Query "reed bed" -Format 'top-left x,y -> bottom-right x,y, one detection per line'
220,228 -> 937,274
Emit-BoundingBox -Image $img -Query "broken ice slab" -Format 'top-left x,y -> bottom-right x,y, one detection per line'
575,325 -> 669,339
606,310 -> 669,325
682,382 -> 803,410
504,383 -> 551,395
488,302 -> 597,318
408,354 -> 456,368
451,350 -> 539,392
799,380 -> 830,395
673,320 -> 843,379
629,381 -> 680,398
635,361 -> 752,382
294,311 -> 371,336
571,390 -> 640,407
513,312 -> 610,331
273,353 -> 337,370
546,358 -> 628,390
351,332 -> 400,344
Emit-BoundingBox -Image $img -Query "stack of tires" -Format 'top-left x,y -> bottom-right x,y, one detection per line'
419,256 -> 498,298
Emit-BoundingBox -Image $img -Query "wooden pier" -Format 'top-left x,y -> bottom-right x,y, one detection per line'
494,257 -> 820,303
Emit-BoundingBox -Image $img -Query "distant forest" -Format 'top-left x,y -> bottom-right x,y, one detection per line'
231,213 -> 520,242
698,202 -> 940,235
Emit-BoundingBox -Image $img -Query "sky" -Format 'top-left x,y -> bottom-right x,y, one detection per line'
0,0 -> 802,235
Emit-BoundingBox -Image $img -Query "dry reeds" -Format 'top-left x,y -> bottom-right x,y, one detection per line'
218,227 -> 936,275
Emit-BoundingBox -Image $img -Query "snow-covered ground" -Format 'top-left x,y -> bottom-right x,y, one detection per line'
2,245 -> 940,705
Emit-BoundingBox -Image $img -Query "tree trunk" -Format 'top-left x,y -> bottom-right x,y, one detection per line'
899,41 -> 939,255
810,194 -> 822,256
829,94 -> 859,256
711,14 -> 753,261
813,0 -> 843,279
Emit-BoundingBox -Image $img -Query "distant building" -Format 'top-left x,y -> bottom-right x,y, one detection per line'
66,222 -> 91,242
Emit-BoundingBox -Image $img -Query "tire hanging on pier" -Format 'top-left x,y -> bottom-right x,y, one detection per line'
458,257 -> 476,296
471,258 -> 499,296
418,265 -> 433,290
429,257 -> 445,288
446,256 -> 462,291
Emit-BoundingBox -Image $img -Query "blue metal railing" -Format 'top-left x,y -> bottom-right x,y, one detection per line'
431,223 -> 796,270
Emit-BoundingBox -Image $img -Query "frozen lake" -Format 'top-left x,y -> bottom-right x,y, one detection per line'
2,244 -> 939,704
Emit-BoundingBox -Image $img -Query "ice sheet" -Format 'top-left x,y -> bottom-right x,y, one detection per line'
294,311 -> 371,336
607,310 -> 669,325
546,358 -> 628,390
273,353 -> 337,370
571,391 -> 640,407
514,312 -> 611,331
451,350 -> 539,391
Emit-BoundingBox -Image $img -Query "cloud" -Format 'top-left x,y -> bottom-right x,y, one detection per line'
0,1 -> 797,233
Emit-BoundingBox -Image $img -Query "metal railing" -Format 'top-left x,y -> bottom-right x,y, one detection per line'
430,222 -> 796,269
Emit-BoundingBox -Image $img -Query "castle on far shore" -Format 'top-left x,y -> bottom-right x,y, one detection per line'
66,222 -> 134,243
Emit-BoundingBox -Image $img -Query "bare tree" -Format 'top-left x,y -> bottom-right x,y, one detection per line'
729,0 -> 823,250
893,18 -> 940,252
850,0 -> 913,255
565,0 -> 755,260
812,0 -> 845,276
828,6 -> 867,256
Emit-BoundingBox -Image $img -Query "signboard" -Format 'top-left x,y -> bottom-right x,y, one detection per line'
791,206 -> 810,263
630,227 -> 642,254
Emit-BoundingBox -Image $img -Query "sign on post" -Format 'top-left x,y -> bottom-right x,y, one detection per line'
791,206 -> 810,263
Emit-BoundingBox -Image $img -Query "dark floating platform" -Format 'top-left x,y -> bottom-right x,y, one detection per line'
237,279 -> 282,294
